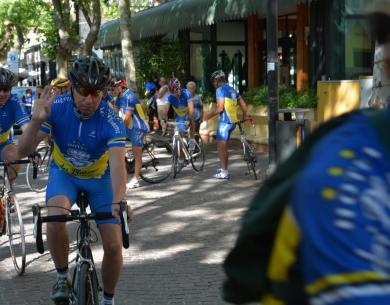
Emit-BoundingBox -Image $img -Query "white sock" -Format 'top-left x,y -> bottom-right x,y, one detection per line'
221,169 -> 228,175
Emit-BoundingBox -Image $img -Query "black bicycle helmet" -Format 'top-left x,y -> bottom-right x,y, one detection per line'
0,67 -> 17,87
210,70 -> 226,82
69,56 -> 111,90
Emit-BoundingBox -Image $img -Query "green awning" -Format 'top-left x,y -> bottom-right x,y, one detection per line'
96,0 -> 305,49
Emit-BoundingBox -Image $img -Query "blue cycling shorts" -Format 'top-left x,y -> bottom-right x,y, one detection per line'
46,165 -> 118,225
216,122 -> 236,141
127,128 -> 147,147
176,116 -> 189,135
0,140 -> 14,161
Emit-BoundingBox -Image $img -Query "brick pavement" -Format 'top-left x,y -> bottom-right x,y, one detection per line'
0,145 -> 266,305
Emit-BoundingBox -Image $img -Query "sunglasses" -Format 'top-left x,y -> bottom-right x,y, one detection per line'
0,86 -> 11,93
74,87 -> 104,98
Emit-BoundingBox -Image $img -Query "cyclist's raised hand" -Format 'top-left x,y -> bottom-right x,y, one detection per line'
31,85 -> 57,122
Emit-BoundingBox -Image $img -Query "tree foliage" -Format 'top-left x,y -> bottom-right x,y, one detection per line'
0,0 -> 46,59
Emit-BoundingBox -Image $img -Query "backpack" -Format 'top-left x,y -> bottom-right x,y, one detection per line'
222,109 -> 390,305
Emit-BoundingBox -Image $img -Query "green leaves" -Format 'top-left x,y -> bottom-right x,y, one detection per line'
245,85 -> 318,109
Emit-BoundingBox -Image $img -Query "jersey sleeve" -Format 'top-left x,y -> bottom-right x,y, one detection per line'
216,87 -> 225,101
105,111 -> 126,148
13,98 -> 30,127
124,93 -> 138,112
167,94 -> 174,105
39,103 -> 56,134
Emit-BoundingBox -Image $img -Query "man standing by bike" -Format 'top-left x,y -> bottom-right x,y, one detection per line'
18,57 -> 127,305
204,70 -> 250,179
0,67 -> 30,233
113,79 -> 149,189
165,78 -> 195,171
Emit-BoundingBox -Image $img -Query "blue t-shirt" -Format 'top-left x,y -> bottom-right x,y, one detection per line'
290,110 -> 390,305
192,95 -> 203,122
116,89 -> 149,131
167,89 -> 193,120
216,83 -> 240,124
39,94 -> 126,179
22,95 -> 34,114
0,94 -> 30,144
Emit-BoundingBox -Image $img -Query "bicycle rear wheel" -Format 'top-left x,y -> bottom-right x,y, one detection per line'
190,137 -> 205,172
6,194 -> 26,275
243,141 -> 258,180
140,141 -> 172,183
73,262 -> 99,305
26,145 -> 51,192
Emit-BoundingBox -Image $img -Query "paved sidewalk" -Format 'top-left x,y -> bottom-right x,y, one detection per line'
0,144 -> 267,305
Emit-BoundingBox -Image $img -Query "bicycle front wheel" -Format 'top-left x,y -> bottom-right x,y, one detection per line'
190,137 -> 205,172
140,141 -> 172,184
171,140 -> 179,179
74,263 -> 99,305
26,146 -> 51,192
6,194 -> 26,275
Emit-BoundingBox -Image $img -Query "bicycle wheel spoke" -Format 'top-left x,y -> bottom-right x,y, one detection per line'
7,195 -> 26,275
26,146 -> 50,192
190,138 -> 205,172
140,142 -> 172,183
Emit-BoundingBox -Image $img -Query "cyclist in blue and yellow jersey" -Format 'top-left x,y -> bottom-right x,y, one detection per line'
165,78 -> 195,171
0,69 -> 30,165
204,70 -> 250,179
0,67 -> 30,234
18,57 -> 127,305
113,79 -> 149,189
22,88 -> 34,115
51,77 -> 71,95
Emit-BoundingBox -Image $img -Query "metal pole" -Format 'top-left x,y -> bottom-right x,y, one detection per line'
267,0 -> 279,171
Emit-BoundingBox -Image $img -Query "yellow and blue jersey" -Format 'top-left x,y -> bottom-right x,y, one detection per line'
167,89 -> 192,119
39,94 -> 126,179
216,84 -> 240,124
289,111 -> 390,305
0,94 -> 30,145
116,89 -> 149,131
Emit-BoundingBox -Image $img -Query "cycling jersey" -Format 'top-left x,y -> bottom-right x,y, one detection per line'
290,111 -> 390,305
0,94 -> 30,145
191,94 -> 203,122
39,94 -> 126,179
167,89 -> 193,119
22,95 -> 34,114
116,89 -> 149,131
216,83 -> 240,124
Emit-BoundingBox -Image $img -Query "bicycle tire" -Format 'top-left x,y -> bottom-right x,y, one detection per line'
6,193 -> 26,275
140,141 -> 172,184
190,137 -> 205,172
74,262 -> 99,305
171,140 -> 179,179
243,141 -> 258,180
26,146 -> 51,192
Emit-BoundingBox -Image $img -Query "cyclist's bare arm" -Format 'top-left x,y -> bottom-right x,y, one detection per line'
109,147 -> 126,219
238,97 -> 251,121
188,99 -> 195,136
123,110 -> 133,129
18,86 -> 56,158
163,103 -> 170,121
204,99 -> 224,121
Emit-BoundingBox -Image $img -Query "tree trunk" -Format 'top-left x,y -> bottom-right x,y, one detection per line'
372,43 -> 390,107
52,0 -> 72,77
118,0 -> 137,91
81,0 -> 102,56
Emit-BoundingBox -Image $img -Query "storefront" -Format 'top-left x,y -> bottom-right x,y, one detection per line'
96,0 -> 375,94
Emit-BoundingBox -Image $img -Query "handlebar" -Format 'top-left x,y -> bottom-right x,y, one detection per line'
166,121 -> 190,127
0,159 -> 30,166
32,202 -> 130,254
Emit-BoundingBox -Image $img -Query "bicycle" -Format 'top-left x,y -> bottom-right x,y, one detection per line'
234,120 -> 258,180
167,121 -> 205,178
32,192 -> 130,305
0,159 -> 30,275
26,138 -> 53,192
125,137 -> 173,184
